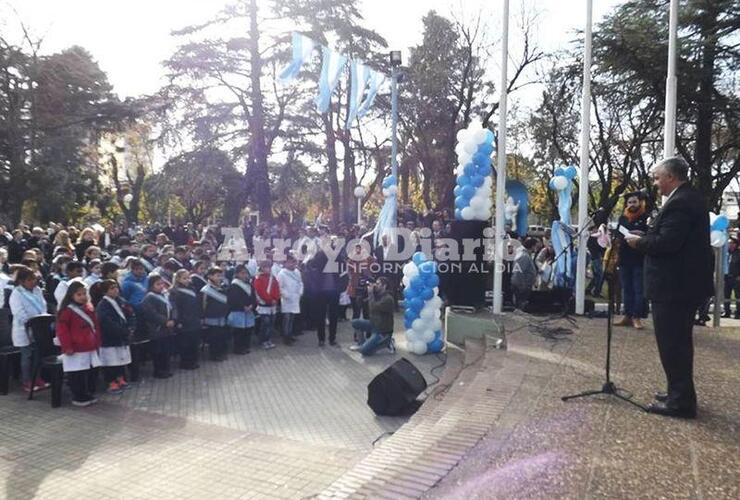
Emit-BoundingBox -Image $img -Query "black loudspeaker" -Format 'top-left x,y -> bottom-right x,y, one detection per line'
441,220 -> 487,308
523,288 -> 595,315
367,358 -> 427,416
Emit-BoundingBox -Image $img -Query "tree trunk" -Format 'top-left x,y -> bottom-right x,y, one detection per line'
341,132 -> 355,223
247,0 -> 272,221
322,113 -> 341,224
693,7 -> 717,202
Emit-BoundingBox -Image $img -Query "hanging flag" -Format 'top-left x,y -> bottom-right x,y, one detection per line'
357,70 -> 387,118
315,47 -> 347,113
279,32 -> 315,83
345,60 -> 371,128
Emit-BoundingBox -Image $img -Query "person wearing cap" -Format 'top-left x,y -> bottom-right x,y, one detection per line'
614,191 -> 650,330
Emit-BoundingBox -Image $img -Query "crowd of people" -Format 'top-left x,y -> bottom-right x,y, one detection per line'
0,220 -> 403,407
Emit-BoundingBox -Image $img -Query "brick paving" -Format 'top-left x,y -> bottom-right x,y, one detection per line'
0,317 -> 442,499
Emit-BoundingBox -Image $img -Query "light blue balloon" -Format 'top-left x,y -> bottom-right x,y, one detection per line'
463,163 -> 476,176
564,165 -> 578,179
479,143 -> 494,156
455,196 -> 467,209
455,208 -> 462,219
554,167 -> 565,177
453,185 -> 462,197
419,261 -> 436,275
484,129 -> 495,145
412,252 -> 426,266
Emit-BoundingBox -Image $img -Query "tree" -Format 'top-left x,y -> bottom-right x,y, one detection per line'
162,148 -> 240,224
594,0 -> 740,209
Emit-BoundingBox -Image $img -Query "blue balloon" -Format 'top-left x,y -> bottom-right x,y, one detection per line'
424,273 -> 440,288
455,208 -> 462,219
421,287 -> 434,300
412,252 -> 426,266
471,175 -> 484,187
411,278 -> 425,292
419,261 -> 436,275
455,196 -> 467,209
713,215 -> 729,231
404,318 -> 413,329
554,167 -> 565,177
479,143 -> 494,156
403,309 -> 416,322
453,185 -> 462,197
477,164 -> 492,177
427,337 -> 444,352
473,153 -> 488,166
408,297 -> 423,311
403,287 -> 417,300
458,175 -> 472,186
564,166 -> 578,179
461,185 -> 476,199
463,163 -> 476,176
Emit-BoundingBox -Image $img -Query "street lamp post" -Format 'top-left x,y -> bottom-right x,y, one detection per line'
354,186 -> 365,226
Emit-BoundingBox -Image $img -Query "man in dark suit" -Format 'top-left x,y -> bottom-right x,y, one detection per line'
626,157 -> 713,418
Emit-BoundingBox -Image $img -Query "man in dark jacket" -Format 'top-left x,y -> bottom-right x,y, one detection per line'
349,277 -> 395,356
723,237 -> 739,319
626,157 -> 713,418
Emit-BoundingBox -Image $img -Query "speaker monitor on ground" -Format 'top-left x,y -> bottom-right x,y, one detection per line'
367,358 -> 428,416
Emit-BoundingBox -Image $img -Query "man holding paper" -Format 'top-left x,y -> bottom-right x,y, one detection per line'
625,157 -> 713,418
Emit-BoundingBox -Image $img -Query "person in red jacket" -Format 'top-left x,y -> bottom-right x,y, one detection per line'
56,281 -> 102,407
253,261 -> 280,350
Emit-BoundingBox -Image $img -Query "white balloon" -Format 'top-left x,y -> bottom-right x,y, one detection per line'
456,129 -> 469,143
433,287 -> 439,295
458,153 -> 472,165
464,141 -> 477,154
709,212 -> 718,226
470,196 -> 487,210
420,307 -> 436,321
483,176 -> 493,190
430,296 -> 443,309
468,120 -> 482,130
474,128 -> 488,144
461,207 -> 474,220
421,329 -> 436,343
403,262 -> 419,279
382,187 -> 390,197
405,329 -> 420,342
412,318 -> 427,332
387,185 -> 398,196
410,340 -> 428,355
483,199 -> 493,211
710,230 -> 727,248
431,318 -> 443,332
402,276 -> 410,288
552,176 -> 568,191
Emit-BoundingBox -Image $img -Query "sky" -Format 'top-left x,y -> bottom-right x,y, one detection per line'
1,0 -> 626,101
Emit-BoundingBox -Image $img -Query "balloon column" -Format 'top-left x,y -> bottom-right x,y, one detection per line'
453,121 -> 495,221
372,174 -> 398,246
549,165 -> 579,288
709,212 -> 730,247
401,252 -> 444,355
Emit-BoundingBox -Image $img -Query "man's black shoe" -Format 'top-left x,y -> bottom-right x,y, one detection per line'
721,311 -> 732,318
647,401 -> 696,419
654,391 -> 668,402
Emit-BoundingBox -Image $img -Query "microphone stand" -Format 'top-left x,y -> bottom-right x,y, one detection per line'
561,229 -> 647,411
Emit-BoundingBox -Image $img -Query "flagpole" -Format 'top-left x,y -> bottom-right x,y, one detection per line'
493,0 -> 510,314
575,0 -> 593,315
664,0 -> 678,157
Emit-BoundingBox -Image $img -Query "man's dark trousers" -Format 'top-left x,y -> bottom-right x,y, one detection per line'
652,301 -> 698,409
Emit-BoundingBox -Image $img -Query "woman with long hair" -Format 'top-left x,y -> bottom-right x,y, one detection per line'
75,227 -> 98,261
53,230 -> 75,255
56,281 -> 101,407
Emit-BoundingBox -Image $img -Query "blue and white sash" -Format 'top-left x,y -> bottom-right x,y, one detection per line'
103,296 -> 126,321
68,304 -> 96,333
231,278 -> 252,296
146,292 -> 171,318
202,284 -> 228,304
19,287 -> 46,315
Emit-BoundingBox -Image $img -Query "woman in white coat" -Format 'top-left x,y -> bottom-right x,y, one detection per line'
8,266 -> 48,392
277,255 -> 303,343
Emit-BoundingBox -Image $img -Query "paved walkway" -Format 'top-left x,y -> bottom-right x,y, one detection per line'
425,315 -> 740,499
0,317 -> 441,499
